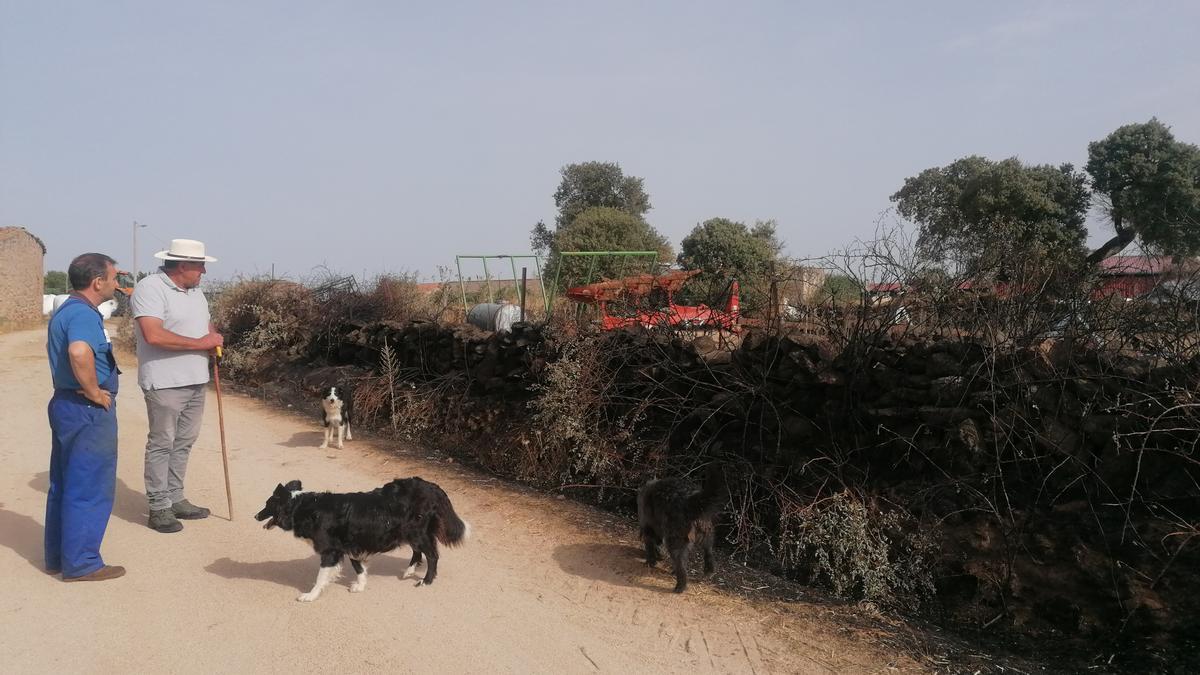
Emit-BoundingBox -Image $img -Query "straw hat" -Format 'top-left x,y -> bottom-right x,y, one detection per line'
154,239 -> 218,262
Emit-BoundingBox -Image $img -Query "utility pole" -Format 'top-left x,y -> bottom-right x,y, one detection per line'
520,266 -> 527,322
133,221 -> 148,278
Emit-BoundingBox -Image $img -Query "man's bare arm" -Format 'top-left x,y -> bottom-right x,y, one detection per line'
68,341 -> 111,410
136,316 -> 224,352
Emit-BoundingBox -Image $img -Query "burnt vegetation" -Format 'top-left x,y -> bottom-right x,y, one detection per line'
207,243 -> 1200,670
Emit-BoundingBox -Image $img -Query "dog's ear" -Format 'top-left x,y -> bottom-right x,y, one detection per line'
283,479 -> 302,492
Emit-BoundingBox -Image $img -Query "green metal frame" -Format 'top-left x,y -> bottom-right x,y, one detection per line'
455,254 -> 547,317
546,251 -> 660,307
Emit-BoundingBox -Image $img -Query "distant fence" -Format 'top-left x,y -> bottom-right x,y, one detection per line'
310,275 -> 359,302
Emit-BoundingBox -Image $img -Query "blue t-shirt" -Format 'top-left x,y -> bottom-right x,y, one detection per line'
47,296 -> 118,391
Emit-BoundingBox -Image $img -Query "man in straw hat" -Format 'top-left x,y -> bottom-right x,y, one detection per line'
130,239 -> 224,533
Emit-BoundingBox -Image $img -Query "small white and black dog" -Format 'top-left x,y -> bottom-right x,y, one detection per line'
319,385 -> 353,449
254,477 -> 470,602
638,464 -> 729,593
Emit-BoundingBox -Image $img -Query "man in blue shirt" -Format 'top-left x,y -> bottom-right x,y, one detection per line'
45,252 -> 125,582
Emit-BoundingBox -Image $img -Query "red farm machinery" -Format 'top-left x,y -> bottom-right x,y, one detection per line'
564,269 -> 741,332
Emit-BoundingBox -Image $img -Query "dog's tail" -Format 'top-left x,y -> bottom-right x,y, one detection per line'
686,463 -> 729,522
432,485 -> 471,547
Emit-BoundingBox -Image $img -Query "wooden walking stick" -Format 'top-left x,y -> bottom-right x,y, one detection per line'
213,345 -> 234,520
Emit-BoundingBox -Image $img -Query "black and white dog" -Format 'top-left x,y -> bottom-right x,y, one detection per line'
319,385 -> 353,449
254,477 -> 471,602
637,464 -> 728,593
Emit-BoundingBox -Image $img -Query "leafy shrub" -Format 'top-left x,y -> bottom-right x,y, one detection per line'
527,327 -> 621,485
777,491 -> 939,607
210,278 -> 317,381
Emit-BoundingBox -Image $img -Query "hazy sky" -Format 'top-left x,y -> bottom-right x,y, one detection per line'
3,1 -> 1198,282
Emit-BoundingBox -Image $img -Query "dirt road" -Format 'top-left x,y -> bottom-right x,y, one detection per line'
0,326 -> 921,673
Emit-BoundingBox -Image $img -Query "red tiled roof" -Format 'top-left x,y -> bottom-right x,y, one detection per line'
860,257 -> 1179,295
1097,256 -> 1173,276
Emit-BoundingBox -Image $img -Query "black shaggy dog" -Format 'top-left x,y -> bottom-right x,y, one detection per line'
637,464 -> 729,593
254,477 -> 470,602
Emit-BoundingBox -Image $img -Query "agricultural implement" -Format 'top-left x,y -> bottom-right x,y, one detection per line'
564,269 -> 741,331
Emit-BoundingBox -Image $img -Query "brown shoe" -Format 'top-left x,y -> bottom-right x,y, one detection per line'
64,565 -> 126,582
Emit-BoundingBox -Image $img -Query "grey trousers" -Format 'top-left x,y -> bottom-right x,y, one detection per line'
143,384 -> 206,511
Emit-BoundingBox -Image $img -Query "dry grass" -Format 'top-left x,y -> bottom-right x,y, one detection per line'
0,317 -> 44,335
112,315 -> 136,353
208,278 -> 318,381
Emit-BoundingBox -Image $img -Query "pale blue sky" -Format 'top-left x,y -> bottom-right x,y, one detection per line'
3,1 -> 1198,281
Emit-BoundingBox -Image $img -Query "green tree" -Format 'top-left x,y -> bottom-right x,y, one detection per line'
1086,118 -> 1200,262
44,270 -> 67,293
891,156 -> 1090,274
821,273 -> 862,305
676,218 -> 786,313
530,220 -> 553,255
532,161 -> 652,253
546,206 -> 671,288
750,219 -> 784,256
677,217 -> 780,298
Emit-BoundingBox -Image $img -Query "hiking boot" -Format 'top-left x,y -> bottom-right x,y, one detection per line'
149,508 -> 183,533
64,565 -> 126,582
171,500 -> 210,520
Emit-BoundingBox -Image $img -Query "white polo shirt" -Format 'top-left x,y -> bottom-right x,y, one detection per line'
131,270 -> 212,390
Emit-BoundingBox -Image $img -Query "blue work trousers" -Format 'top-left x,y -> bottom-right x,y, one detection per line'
45,391 -> 118,578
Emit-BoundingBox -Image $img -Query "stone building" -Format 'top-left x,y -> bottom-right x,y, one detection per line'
0,226 -> 47,329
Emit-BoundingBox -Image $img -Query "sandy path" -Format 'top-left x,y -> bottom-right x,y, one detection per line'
0,326 -> 921,674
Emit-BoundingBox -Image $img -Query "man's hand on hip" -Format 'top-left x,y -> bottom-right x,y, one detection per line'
77,388 -> 113,410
